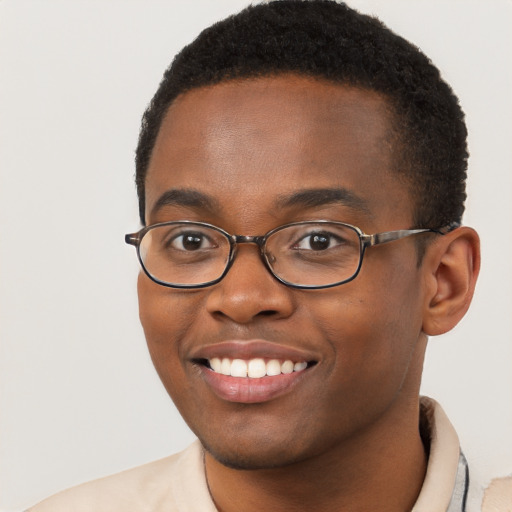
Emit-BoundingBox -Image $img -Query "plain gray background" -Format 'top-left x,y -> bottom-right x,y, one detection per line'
1,1 -> 511,510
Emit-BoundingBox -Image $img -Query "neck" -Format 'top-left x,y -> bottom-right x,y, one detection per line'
204,393 -> 428,512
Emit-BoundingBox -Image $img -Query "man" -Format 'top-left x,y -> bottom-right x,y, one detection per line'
28,1 -> 508,510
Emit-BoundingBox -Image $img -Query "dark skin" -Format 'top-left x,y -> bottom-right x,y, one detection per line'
138,75 -> 480,511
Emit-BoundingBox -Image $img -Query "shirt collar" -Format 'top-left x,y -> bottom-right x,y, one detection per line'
412,397 -> 469,512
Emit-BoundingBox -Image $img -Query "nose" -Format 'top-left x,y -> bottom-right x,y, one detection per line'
205,244 -> 295,324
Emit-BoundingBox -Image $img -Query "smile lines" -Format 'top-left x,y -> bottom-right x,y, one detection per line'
207,357 -> 310,378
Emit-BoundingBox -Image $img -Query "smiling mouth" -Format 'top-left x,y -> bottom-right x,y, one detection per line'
196,357 -> 316,378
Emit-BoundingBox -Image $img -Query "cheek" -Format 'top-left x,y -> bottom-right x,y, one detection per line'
312,263 -> 424,391
137,274 -> 196,373
137,274 -> 211,425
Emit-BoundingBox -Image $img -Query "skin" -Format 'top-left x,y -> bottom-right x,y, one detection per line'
137,75 -> 479,511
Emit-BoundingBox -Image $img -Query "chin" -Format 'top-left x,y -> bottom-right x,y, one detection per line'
200,434 -> 316,471
204,445 -> 302,471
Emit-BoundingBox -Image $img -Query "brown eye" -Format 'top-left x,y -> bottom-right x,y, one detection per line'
309,234 -> 330,251
169,231 -> 212,251
294,231 -> 344,251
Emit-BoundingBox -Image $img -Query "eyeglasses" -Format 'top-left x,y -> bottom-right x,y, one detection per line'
125,220 -> 458,289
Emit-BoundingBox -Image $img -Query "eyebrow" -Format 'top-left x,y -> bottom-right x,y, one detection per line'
275,188 -> 372,215
150,189 -> 221,218
150,186 -> 372,221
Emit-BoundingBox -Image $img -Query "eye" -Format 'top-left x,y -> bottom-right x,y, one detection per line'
169,231 -> 215,251
293,231 -> 345,251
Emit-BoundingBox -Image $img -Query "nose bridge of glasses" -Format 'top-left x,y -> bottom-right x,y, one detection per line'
232,234 -> 266,247
230,234 -> 272,269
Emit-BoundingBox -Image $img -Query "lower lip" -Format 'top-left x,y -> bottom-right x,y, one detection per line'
198,365 -> 309,404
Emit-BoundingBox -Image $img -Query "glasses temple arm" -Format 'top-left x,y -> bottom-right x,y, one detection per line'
365,222 -> 461,247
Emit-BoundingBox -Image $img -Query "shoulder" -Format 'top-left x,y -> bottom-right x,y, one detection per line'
482,475 -> 512,512
27,440 -> 216,512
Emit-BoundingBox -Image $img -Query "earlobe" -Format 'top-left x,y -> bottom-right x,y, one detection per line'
422,227 -> 480,336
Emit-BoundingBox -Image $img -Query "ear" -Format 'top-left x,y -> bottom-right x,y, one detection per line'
422,226 -> 480,336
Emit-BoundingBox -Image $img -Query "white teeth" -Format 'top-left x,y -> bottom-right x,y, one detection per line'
266,359 -> 281,376
294,361 -> 307,372
210,357 -> 222,373
248,358 -> 267,378
281,360 -> 294,374
220,358 -> 231,375
208,357 -> 309,378
230,359 -> 248,377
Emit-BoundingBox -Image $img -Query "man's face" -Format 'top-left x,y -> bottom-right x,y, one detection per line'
138,75 -> 428,469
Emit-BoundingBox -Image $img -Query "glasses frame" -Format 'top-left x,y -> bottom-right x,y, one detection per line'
125,220 -> 459,290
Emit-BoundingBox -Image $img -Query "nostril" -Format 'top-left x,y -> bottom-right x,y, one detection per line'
259,310 -> 279,317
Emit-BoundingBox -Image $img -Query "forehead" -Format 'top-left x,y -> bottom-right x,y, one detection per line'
145,75 -> 413,229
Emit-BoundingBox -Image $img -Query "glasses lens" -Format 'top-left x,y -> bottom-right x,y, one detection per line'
139,223 -> 231,286
265,222 -> 361,287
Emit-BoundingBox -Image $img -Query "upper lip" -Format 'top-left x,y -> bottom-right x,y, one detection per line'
189,340 -> 320,363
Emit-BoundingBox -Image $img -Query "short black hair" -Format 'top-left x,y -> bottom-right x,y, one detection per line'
135,0 -> 468,230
